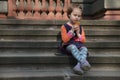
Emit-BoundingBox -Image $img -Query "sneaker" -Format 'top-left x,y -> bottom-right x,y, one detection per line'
81,59 -> 91,71
73,62 -> 84,75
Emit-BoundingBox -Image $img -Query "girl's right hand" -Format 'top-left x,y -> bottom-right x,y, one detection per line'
73,26 -> 79,31
73,21 -> 80,31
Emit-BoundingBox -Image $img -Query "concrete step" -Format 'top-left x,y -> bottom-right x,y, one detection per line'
0,24 -> 119,30
0,40 -> 119,48
0,48 -> 119,55
87,36 -> 120,42
0,29 -> 119,36
0,36 -> 119,42
0,20 -> 120,31
0,64 -> 119,80
0,50 -> 119,64
80,20 -> 120,26
0,19 -> 120,25
0,24 -> 119,31
0,30 -> 119,43
84,25 -> 120,30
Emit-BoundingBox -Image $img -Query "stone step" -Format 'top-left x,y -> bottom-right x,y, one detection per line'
0,36 -> 119,42
0,19 -> 120,25
0,20 -> 120,30
0,29 -> 58,36
81,20 -> 120,26
0,64 -> 119,72
0,29 -> 119,36
0,24 -> 119,31
90,38 -> 119,42
0,36 -> 57,41
0,23 -> 120,31
84,26 -> 120,30
0,40 -> 119,48
0,48 -> 119,55
0,50 -> 119,64
0,24 -> 59,30
0,64 -> 119,80
0,25 -> 119,30
0,29 -> 119,42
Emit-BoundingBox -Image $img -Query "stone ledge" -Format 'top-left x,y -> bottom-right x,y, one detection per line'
0,19 -> 120,25
0,14 -> 6,18
0,1 -> 7,13
105,0 -> 120,9
72,0 -> 96,3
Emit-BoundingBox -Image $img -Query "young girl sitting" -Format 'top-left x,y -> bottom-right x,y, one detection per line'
60,4 -> 91,75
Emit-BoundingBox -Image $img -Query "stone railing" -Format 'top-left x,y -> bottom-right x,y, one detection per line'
8,0 -> 70,20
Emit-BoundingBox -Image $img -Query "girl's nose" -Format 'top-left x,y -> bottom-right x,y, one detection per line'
76,16 -> 80,20
76,16 -> 79,18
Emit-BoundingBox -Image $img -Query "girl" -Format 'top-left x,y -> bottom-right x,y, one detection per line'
60,4 -> 91,75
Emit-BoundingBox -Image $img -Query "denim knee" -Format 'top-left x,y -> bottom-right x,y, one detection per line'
66,44 -> 77,52
80,47 -> 88,52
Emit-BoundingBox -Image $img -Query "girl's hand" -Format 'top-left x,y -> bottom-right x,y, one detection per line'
74,22 -> 81,38
76,27 -> 80,34
73,25 -> 79,31
73,21 -> 80,31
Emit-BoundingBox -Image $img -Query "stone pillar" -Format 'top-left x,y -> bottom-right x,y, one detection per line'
0,1 -> 8,18
102,0 -> 120,20
8,0 -> 13,17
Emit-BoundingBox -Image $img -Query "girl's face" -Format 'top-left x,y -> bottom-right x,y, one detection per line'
69,8 -> 82,24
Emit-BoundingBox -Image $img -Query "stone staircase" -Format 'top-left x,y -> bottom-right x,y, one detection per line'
0,19 -> 120,80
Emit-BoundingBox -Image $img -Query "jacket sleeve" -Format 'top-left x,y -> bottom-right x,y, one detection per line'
81,27 -> 86,43
61,25 -> 74,43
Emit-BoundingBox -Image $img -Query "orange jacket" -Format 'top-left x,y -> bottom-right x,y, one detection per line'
61,24 -> 86,44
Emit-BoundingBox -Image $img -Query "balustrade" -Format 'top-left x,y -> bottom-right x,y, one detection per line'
17,0 -> 25,19
8,0 -> 70,20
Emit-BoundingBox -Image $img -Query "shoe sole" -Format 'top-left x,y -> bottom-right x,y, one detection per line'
73,68 -> 84,75
81,65 -> 91,71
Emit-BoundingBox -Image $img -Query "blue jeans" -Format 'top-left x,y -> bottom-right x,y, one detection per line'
66,44 -> 88,62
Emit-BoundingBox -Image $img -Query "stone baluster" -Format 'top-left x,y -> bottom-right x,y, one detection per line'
12,0 -> 17,17
18,0 -> 25,19
63,0 -> 69,20
47,0 -> 55,20
25,0 -> 32,18
41,0 -> 47,20
55,0 -> 63,20
33,0 -> 41,19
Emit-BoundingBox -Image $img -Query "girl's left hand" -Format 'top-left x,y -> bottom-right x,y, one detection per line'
73,25 -> 79,31
76,27 -> 80,34
76,27 -> 81,38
